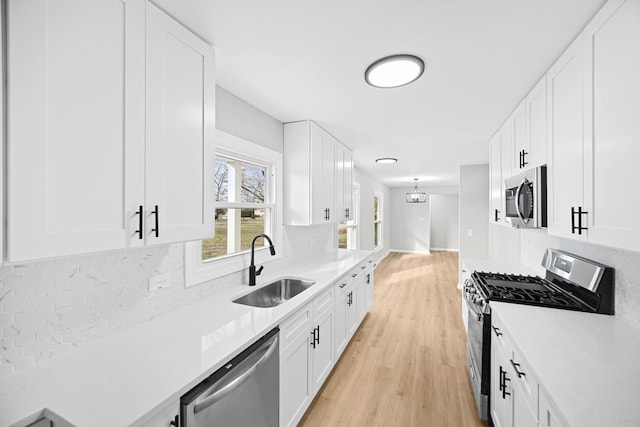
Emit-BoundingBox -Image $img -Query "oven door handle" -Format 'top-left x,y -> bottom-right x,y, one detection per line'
463,286 -> 484,321
514,178 -> 530,224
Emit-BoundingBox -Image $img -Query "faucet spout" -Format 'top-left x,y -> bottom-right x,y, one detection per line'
249,234 -> 276,286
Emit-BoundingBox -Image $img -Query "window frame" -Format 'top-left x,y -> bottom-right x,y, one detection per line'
374,191 -> 383,251
185,130 -> 283,287
337,182 -> 360,250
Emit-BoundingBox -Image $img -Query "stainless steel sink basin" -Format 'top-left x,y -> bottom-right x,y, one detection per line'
233,277 -> 316,308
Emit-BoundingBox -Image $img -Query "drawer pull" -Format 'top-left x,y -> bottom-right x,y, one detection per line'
339,282 -> 348,288
492,326 -> 503,337
510,359 -> 525,378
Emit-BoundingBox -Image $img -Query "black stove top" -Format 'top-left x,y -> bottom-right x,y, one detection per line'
472,271 -> 594,312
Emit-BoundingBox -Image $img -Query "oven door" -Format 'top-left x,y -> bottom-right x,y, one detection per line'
464,292 -> 490,420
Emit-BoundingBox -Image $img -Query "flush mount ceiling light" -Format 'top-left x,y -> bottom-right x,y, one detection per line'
375,157 -> 398,164
365,54 -> 425,88
406,178 -> 427,203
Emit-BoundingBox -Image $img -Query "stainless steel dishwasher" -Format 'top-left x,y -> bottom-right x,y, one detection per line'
180,327 -> 279,427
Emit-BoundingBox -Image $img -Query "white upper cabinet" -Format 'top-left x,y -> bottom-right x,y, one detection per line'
511,101 -> 527,172
6,0 -> 146,261
489,134 -> 504,224
546,0 -> 640,251
5,0 -> 214,262
581,0 -> 640,252
335,143 -> 354,222
284,121 -> 343,225
524,76 -> 547,169
145,2 -> 215,244
546,35 -> 586,241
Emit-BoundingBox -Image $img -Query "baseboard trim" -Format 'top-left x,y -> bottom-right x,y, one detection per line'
390,249 -> 431,255
430,248 -> 460,252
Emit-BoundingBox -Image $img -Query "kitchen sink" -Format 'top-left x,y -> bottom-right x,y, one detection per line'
233,277 -> 316,308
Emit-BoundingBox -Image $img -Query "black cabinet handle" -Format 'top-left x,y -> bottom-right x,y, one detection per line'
571,206 -> 588,235
510,359 -> 525,378
500,366 -> 511,398
494,209 -> 500,222
135,205 -> 144,240
151,205 -> 159,237
316,326 -> 320,345
327,208 -> 330,220
311,329 -> 316,349
522,150 -> 528,168
352,273 -> 358,278
170,414 -> 179,426
339,282 -> 348,288
345,208 -> 350,219
492,326 -> 502,337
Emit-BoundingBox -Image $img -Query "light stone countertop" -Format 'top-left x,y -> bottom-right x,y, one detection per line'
0,249 -> 373,427
491,301 -> 640,427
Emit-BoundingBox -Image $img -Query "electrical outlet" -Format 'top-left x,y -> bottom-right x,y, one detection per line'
149,273 -> 171,292
467,229 -> 473,237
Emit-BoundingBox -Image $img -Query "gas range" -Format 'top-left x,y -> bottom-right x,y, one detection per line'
463,249 -> 615,421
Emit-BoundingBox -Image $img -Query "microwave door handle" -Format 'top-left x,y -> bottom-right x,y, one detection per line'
514,179 -> 529,224
193,335 -> 279,414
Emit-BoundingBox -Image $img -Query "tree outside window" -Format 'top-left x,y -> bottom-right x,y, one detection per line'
202,155 -> 271,260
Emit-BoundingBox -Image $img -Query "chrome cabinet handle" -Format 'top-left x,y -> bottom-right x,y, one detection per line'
514,178 -> 530,224
193,335 -> 278,414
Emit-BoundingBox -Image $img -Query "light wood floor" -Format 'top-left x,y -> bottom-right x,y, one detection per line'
299,251 -> 487,427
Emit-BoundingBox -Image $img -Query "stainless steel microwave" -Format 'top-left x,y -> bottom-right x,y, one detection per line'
504,165 -> 547,228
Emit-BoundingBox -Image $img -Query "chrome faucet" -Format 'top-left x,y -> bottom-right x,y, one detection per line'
249,233 -> 276,286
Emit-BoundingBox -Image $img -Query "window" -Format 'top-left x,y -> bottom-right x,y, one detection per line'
374,192 -> 383,250
185,131 -> 282,286
337,183 -> 360,249
202,156 -> 270,260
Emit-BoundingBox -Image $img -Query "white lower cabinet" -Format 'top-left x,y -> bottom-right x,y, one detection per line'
138,399 -> 179,427
490,315 -> 538,427
280,259 -> 373,427
539,388 -> 570,427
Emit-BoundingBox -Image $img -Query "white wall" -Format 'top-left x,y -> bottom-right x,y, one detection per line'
389,185 -> 460,254
459,164 -> 489,260
216,86 -> 283,153
430,194 -> 459,251
390,187 -> 431,253
354,167 -> 391,264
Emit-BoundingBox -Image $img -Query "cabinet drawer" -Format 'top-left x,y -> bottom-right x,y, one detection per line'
313,286 -> 334,317
280,303 -> 312,349
491,313 -> 513,358
335,275 -> 351,297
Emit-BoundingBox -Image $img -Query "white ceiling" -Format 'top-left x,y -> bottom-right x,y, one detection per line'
155,0 -> 606,187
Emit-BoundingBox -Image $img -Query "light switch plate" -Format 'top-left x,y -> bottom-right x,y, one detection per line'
149,273 -> 171,292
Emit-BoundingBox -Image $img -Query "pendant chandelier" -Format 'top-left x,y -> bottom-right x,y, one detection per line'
406,178 -> 427,203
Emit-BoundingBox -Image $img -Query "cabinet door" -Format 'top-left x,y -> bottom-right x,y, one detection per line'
311,309 -> 334,393
546,35 -> 586,241
280,332 -> 312,427
310,123 -> 332,224
512,386 -> 537,427
539,389 -> 570,427
501,121 -> 514,183
526,76 -> 547,169
334,282 -> 348,358
335,144 -> 345,221
355,273 -> 366,322
6,0 -> 145,261
512,101 -> 527,172
322,132 -> 336,222
490,336 -> 512,427
343,148 -> 354,221
145,2 -> 215,244
346,287 -> 358,338
489,135 -> 503,224
582,0 -> 640,252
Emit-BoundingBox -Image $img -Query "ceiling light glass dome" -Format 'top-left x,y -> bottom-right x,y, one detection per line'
365,54 -> 425,88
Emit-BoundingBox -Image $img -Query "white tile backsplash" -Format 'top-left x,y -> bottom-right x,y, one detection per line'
0,224 -> 335,378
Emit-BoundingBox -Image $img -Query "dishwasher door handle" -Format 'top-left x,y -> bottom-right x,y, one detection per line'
193,335 -> 279,415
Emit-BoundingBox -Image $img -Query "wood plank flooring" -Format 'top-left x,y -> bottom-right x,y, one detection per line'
299,251 -> 487,427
